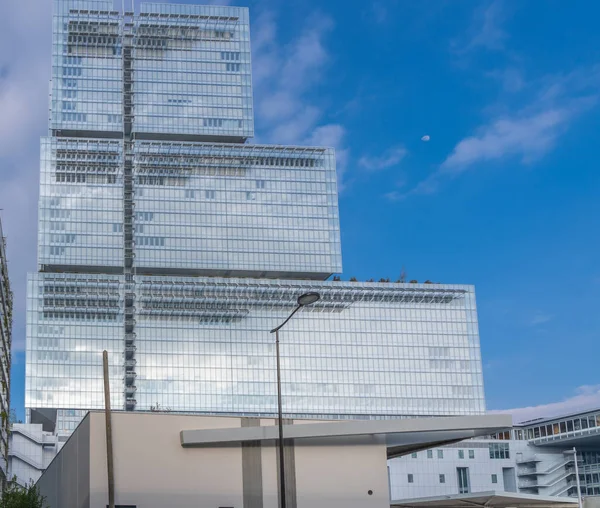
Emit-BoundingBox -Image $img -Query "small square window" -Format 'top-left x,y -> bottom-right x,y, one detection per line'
469,450 -> 475,459
437,450 -> 443,459
408,474 -> 414,483
458,450 -> 465,459
411,452 -> 417,458
492,474 -> 498,484
439,474 -> 445,484
427,450 -> 433,459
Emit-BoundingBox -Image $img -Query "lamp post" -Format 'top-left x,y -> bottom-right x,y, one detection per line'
564,447 -> 583,508
270,291 -> 320,508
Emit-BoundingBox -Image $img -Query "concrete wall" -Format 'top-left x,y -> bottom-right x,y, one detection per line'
38,412 -> 390,508
36,414 -> 90,508
90,412 -> 244,508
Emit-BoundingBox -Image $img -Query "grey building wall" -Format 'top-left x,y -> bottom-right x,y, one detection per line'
36,414 -> 89,508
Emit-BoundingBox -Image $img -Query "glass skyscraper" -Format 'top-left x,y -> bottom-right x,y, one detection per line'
26,0 -> 485,434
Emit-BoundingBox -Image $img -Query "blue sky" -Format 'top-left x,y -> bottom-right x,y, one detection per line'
1,0 -> 600,422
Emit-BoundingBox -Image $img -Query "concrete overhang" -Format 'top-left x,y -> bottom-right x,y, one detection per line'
391,491 -> 578,508
180,414 -> 512,459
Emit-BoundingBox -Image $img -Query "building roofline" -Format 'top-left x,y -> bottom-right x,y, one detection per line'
515,406 -> 600,427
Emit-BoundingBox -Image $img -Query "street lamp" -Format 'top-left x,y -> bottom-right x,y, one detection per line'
270,291 -> 320,508
564,447 -> 583,508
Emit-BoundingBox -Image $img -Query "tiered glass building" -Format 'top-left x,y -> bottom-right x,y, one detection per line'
25,0 -> 485,437
0,217 -> 12,486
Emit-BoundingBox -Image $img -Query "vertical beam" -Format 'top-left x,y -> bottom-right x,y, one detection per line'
103,350 -> 115,508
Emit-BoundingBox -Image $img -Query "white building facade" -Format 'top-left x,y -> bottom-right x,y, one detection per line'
390,408 -> 600,502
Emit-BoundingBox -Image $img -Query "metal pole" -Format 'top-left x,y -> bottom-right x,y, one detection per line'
573,447 -> 582,508
275,329 -> 286,508
103,351 -> 115,508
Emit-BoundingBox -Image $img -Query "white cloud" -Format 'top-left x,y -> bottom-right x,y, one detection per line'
0,0 -> 52,352
490,385 -> 600,424
251,11 -> 349,188
400,63 -> 600,198
305,124 -> 348,182
421,135 -> 430,142
441,108 -> 572,172
359,146 -> 407,171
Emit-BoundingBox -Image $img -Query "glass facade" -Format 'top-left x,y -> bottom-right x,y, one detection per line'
27,274 -> 484,417
26,0 -> 485,432
51,0 -> 253,140
0,218 -> 11,483
38,138 -> 340,277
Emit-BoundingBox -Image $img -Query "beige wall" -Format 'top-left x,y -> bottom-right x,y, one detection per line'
294,437 -> 389,508
89,412 -> 244,508
38,412 -> 390,508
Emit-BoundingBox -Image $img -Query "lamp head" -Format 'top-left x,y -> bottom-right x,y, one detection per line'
297,292 -> 320,307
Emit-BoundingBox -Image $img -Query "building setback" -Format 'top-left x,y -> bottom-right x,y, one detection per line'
0,217 -> 12,487
16,0 -> 485,486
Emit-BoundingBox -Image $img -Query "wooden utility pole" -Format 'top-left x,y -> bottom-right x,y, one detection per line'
103,350 -> 115,508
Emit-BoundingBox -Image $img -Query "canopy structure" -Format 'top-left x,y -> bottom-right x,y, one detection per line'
180,414 -> 512,459
392,491 -> 578,508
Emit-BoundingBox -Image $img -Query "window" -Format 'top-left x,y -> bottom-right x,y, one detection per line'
438,450 -> 443,459
205,190 -> 216,199
567,420 -> 574,432
439,474 -> 445,484
411,453 -> 417,458
492,474 -> 498,484
427,450 -> 433,459
458,450 -> 465,459
489,443 -> 510,459
457,467 -> 470,494
469,450 -> 475,459
256,180 -> 265,189
408,474 -> 414,483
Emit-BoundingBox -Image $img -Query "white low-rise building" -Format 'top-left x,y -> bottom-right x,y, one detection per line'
390,407 -> 600,502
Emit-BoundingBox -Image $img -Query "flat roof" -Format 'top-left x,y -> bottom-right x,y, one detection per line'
392,491 -> 578,508
516,407 -> 600,427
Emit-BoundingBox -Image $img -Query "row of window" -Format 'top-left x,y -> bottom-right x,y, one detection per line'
520,414 -> 600,440
61,112 -> 87,122
411,448 -> 478,459
135,155 -> 323,168
43,311 -> 118,321
56,173 -> 117,183
405,473 -> 498,485
491,414 -> 600,441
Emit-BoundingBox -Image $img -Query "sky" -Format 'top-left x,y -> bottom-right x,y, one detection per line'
1,0 -> 599,423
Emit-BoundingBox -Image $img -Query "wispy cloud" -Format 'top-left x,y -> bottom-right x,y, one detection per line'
359,146 -> 407,171
441,108 -> 573,171
399,65 -> 600,199
529,312 -> 553,326
305,124 -> 348,183
455,0 -> 508,54
251,10 -> 348,187
490,385 -> 600,424
487,67 -> 525,93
